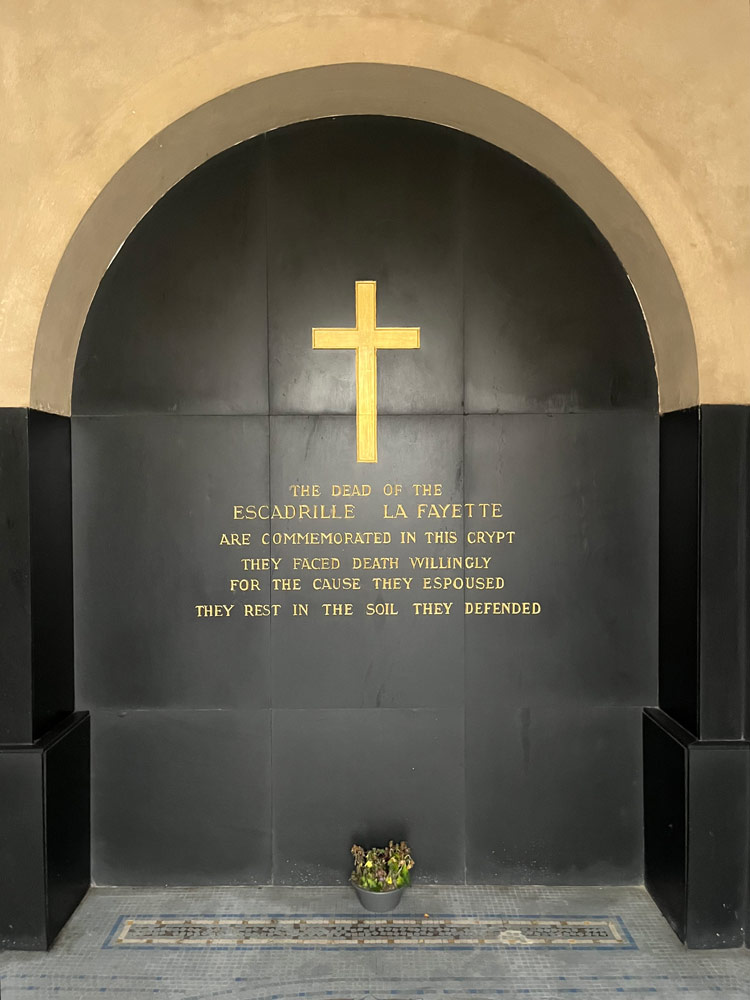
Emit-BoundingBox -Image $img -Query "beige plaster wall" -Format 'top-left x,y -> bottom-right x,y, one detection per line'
1,0 -> 748,412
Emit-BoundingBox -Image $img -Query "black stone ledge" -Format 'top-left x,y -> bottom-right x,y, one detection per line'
0,711 -> 90,951
644,707 -> 750,949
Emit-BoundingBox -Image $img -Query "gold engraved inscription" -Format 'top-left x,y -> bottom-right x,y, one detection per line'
203,481 -> 539,620
312,281 -> 420,463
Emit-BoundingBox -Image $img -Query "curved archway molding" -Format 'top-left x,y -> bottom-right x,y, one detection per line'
31,61 -> 699,414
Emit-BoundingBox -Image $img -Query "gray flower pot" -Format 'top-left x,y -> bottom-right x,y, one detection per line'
352,883 -> 405,912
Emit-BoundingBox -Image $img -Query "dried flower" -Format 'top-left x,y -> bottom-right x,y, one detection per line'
350,841 -> 415,892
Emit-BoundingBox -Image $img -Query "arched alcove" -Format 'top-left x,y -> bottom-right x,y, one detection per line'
31,65 -> 697,416
70,116 -> 657,886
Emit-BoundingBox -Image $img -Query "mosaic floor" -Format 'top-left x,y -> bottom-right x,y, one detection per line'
107,914 -> 632,949
1,886 -> 748,999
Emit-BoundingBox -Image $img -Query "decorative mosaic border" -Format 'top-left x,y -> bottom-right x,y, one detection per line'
103,913 -> 636,951
4,978 -> 746,999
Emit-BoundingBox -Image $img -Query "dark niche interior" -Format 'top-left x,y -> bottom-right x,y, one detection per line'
72,116 -> 658,886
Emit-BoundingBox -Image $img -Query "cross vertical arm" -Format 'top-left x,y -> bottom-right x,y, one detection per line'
312,281 -> 421,463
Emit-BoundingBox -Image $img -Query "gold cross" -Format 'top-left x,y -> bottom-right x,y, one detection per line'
312,281 -> 420,463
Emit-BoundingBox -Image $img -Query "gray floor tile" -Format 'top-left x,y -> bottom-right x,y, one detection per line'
1,886 -> 748,999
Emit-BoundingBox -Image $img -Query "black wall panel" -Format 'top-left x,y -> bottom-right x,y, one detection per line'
463,141 -> 655,413
73,415 -> 271,710
272,708 -> 465,884
91,709 -> 271,885
464,412 -> 658,711
268,414 -> 464,710
73,142 -> 268,416
468,703 -> 643,884
266,118 -> 464,416
71,117 -> 658,887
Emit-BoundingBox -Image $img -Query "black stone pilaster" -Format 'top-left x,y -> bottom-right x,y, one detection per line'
645,405 -> 750,948
0,407 -> 89,950
643,710 -> 687,938
0,714 -> 90,950
698,407 -> 749,741
0,409 -> 74,742
0,408 -> 34,743
657,408 -> 699,736
644,709 -> 749,948
686,738 -> 749,948
28,410 -> 75,738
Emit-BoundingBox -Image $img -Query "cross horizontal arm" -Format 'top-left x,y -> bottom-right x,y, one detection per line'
374,328 -> 420,350
312,328 -> 361,350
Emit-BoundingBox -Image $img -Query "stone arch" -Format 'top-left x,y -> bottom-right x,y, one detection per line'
30,62 -> 698,415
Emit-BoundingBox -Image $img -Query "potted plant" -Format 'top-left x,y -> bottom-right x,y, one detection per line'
350,840 -> 415,912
